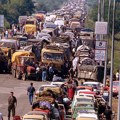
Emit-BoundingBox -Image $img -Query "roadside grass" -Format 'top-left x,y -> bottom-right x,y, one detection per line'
108,39 -> 120,72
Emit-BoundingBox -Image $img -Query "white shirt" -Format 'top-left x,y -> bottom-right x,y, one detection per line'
5,30 -> 8,34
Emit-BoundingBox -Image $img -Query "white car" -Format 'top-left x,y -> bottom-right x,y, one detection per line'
76,113 -> 98,120
75,89 -> 92,96
83,82 -> 103,92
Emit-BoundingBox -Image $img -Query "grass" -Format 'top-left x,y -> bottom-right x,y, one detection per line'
84,16 -> 120,72
108,39 -> 120,72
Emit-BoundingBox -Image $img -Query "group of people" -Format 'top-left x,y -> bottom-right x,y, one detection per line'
97,100 -> 113,120
6,77 -> 78,120
31,60 -> 72,81
6,83 -> 35,120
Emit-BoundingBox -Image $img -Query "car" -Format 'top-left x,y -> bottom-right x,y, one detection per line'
35,85 -> 60,98
51,75 -> 65,86
83,82 -> 103,93
22,110 -> 49,120
113,81 -> 119,97
76,113 -> 98,120
71,96 -> 94,111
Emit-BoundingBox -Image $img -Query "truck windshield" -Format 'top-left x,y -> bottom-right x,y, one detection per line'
43,52 -> 63,61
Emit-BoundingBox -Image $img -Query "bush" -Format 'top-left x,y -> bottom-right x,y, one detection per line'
114,32 -> 120,41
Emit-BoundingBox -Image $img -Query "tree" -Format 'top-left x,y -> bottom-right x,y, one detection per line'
36,0 -> 67,12
89,0 -> 120,34
0,0 -> 35,25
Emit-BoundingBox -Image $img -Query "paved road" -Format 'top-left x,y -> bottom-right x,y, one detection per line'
0,74 -> 50,119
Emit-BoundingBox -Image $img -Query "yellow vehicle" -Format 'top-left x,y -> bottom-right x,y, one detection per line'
0,39 -> 20,73
24,24 -> 36,34
41,45 -> 67,71
11,51 -> 36,80
24,17 -> 37,35
0,39 -> 20,52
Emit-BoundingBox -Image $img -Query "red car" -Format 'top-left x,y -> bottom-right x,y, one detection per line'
113,81 -> 119,97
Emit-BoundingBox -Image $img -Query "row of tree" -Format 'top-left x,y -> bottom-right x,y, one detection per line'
36,0 -> 67,12
89,0 -> 120,35
0,0 -> 66,28
0,0 -> 35,27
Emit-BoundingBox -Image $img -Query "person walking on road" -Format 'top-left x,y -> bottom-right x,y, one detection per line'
8,92 -> 17,120
0,112 -> 3,120
27,83 -> 35,105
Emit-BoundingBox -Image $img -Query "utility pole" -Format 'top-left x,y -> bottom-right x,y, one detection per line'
103,0 -> 112,87
98,0 -> 101,22
109,0 -> 116,108
117,66 -> 120,120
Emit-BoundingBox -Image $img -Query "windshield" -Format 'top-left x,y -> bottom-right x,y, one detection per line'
43,52 -> 64,61
0,41 -> 16,49
26,21 -> 35,24
76,104 -> 93,107
77,98 -> 93,102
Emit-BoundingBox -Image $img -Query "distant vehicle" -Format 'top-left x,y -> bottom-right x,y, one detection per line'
54,20 -> 65,26
113,81 -> 119,96
35,85 -> 61,98
77,60 -> 104,82
76,113 -> 98,120
83,82 -> 103,92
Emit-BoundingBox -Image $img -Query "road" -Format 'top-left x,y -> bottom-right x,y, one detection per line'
0,73 -> 50,119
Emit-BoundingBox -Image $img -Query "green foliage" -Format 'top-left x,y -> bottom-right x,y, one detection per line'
0,0 -> 35,26
89,0 -> 120,34
36,0 -> 67,12
114,32 -> 120,40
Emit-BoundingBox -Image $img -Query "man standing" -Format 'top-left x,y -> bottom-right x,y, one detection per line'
27,83 -> 35,105
8,92 -> 17,120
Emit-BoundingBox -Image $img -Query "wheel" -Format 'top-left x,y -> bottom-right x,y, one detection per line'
12,68 -> 16,78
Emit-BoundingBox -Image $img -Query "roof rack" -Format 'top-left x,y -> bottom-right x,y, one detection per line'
44,44 -> 64,51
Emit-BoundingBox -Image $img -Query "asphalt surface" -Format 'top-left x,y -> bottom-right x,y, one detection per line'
0,73 -> 50,120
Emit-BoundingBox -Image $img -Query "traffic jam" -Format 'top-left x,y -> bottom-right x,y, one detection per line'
0,0 -> 116,120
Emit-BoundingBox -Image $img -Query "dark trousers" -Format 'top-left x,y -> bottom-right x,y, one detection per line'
8,105 -> 15,119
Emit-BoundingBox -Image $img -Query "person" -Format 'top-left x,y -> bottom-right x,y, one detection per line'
69,67 -> 74,79
104,106 -> 112,120
102,86 -> 109,102
42,64 -> 47,81
0,112 -> 3,120
8,92 -> 17,120
98,102 -> 106,119
116,70 -> 119,80
73,78 -> 79,86
27,83 -> 35,105
5,30 -> 8,38
49,64 -> 54,81
67,81 -> 75,101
